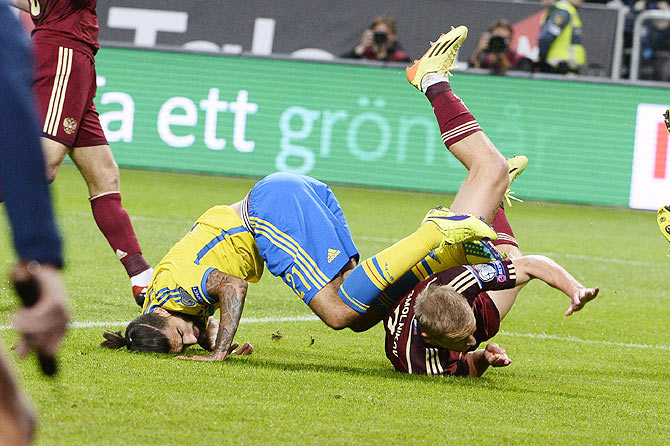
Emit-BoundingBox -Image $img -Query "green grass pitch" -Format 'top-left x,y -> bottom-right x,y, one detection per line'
1,165 -> 669,445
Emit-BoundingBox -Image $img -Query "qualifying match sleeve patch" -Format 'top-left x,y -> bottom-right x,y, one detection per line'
472,263 -> 497,283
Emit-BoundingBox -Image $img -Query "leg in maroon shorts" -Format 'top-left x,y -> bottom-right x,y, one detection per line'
424,80 -> 509,223
69,143 -> 153,305
31,44 -> 153,305
487,205 -> 522,319
40,138 -> 69,182
491,205 -> 519,250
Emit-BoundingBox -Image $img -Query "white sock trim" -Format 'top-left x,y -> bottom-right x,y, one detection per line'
421,73 -> 449,92
130,267 -> 154,287
89,191 -> 121,201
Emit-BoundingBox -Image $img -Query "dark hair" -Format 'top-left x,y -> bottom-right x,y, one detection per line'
100,312 -> 170,353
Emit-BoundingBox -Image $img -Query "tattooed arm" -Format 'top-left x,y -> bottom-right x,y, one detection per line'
178,269 -> 253,361
8,0 -> 30,12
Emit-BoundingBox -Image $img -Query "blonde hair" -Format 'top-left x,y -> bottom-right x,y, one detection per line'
414,283 -> 475,345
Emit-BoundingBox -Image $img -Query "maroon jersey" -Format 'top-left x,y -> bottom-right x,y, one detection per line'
384,259 -> 516,376
29,0 -> 99,58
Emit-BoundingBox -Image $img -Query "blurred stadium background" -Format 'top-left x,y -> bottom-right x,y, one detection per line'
13,0 -> 670,210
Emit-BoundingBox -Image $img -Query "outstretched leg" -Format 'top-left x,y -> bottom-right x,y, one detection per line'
70,144 -> 153,305
309,207 -> 497,329
407,26 -> 509,222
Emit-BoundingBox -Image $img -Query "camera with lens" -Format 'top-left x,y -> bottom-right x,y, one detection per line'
373,31 -> 388,46
487,35 -> 509,54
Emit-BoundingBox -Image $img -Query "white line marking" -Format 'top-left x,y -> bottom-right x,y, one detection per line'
357,235 -> 398,243
0,315 -> 322,330
64,210 -> 193,225
2,316 -> 668,351
538,251 -> 656,267
56,211 -> 656,268
498,331 -> 670,351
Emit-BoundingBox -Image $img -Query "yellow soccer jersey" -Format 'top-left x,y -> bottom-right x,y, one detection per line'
143,205 -> 264,324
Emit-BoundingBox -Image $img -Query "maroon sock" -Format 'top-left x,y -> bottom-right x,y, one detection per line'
90,192 -> 150,277
425,82 -> 482,148
491,206 -> 519,249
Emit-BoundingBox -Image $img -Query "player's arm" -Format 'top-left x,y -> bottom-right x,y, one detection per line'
8,0 -> 30,12
206,270 -> 251,360
512,255 -> 599,316
463,342 -> 511,377
179,270 -> 251,361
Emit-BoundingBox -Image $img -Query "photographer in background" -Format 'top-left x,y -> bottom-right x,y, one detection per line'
342,15 -> 410,62
470,20 -> 530,75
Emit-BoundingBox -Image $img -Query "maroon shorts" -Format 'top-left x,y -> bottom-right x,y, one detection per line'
32,43 -> 107,148
491,206 -> 519,249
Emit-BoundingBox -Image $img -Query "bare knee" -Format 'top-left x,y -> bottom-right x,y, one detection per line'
319,311 -> 355,330
44,162 -> 60,183
348,308 -> 383,332
70,145 -> 121,195
86,162 -> 120,196
322,306 -> 381,331
309,291 -> 360,330
490,154 -> 510,190
40,138 -> 68,183
468,153 -> 509,191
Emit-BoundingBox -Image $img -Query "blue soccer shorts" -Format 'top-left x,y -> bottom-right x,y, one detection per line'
243,172 -> 359,303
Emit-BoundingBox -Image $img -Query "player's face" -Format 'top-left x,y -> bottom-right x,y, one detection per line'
437,329 -> 477,352
162,314 -> 200,353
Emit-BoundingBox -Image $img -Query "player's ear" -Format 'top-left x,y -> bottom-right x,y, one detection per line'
152,307 -> 169,317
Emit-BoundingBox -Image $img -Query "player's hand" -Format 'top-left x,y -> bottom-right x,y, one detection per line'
483,342 -> 511,367
205,316 -> 219,350
229,342 -> 254,356
566,286 -> 599,316
12,264 -> 69,360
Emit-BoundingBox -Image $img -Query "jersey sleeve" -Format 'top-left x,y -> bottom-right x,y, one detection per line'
471,293 -> 501,346
433,259 -> 516,301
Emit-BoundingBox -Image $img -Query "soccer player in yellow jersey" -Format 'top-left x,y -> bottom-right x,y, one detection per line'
102,27 -> 534,361
102,172 -> 498,360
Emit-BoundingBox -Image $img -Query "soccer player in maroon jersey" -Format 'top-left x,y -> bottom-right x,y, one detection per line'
384,206 -> 599,377
8,0 -> 152,306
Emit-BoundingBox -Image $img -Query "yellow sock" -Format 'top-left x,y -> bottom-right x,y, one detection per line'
338,223 -> 447,313
361,223 -> 443,288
